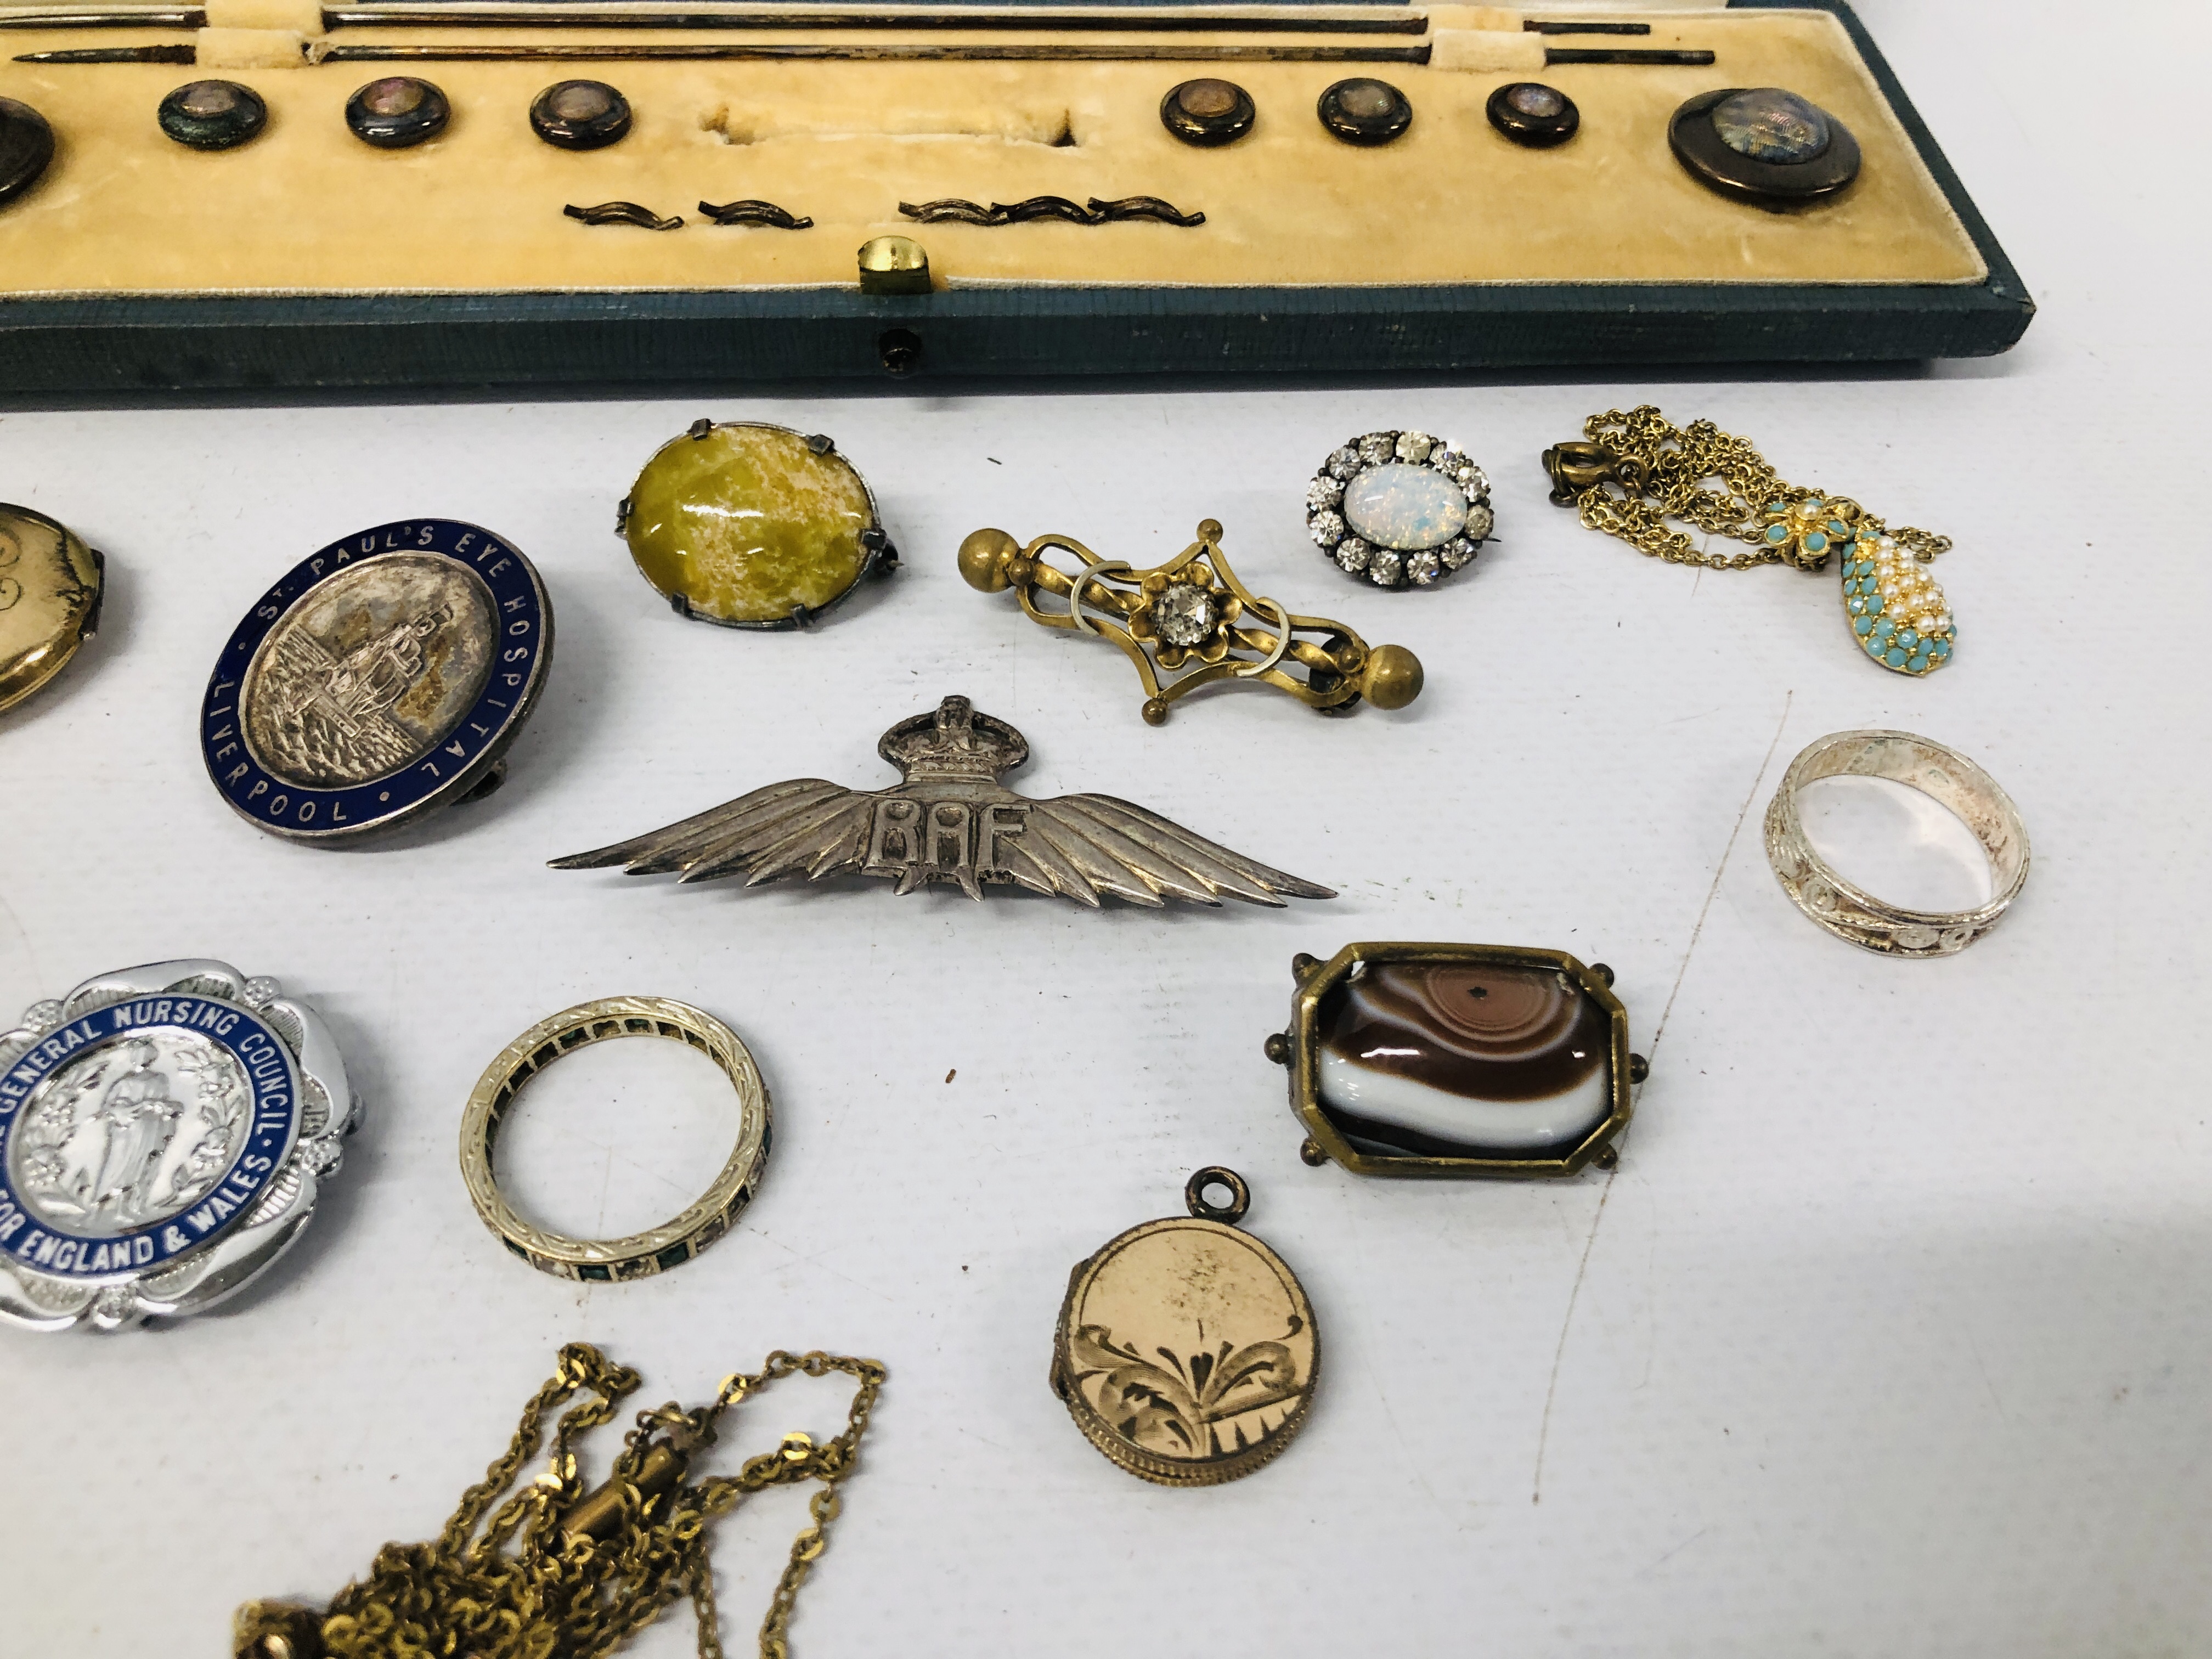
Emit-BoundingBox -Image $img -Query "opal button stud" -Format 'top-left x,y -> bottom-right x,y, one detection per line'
1307,429 -> 1492,588
1160,77 -> 1255,146
0,503 -> 104,715
1669,86 -> 1860,204
346,76 -> 450,148
618,420 -> 897,630
1487,80 -> 1578,148
158,80 -> 268,150
531,79 -> 631,150
0,96 -> 55,208
1317,77 -> 1411,145
1268,943 -> 1645,1178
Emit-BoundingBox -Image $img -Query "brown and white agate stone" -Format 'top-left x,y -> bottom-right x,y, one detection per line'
1315,961 -> 1612,1156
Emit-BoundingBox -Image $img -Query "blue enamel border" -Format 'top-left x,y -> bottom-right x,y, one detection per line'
0,996 -> 301,1282
201,519 -> 546,838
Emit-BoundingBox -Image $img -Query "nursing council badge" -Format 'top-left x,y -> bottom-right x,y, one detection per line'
0,960 -> 358,1332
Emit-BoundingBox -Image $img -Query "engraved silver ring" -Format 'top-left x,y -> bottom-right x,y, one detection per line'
1763,729 -> 2029,958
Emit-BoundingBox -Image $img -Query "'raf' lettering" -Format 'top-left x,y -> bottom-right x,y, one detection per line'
865,799 -> 1029,884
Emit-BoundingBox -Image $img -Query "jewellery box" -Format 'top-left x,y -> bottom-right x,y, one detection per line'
0,0 -> 2029,391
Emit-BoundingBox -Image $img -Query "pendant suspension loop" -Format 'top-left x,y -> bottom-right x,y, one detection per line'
1184,1165 -> 1251,1224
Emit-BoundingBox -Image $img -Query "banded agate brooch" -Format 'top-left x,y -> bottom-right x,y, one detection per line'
1265,942 -> 1649,1178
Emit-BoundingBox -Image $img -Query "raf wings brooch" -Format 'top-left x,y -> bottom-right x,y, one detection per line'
552,695 -> 1332,910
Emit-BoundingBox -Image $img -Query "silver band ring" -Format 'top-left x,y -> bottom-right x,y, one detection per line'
1764,730 -> 2028,957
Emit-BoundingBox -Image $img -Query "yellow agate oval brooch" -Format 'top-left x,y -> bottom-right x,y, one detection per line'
1266,942 -> 1648,1178
1051,1168 -> 1317,1486
618,419 -> 898,631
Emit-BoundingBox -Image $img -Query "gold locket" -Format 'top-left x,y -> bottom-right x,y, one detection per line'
0,503 -> 102,715
1050,1168 -> 1318,1486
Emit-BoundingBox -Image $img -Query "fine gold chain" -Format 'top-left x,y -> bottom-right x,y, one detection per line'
234,1344 -> 888,1659
1561,405 -> 1953,572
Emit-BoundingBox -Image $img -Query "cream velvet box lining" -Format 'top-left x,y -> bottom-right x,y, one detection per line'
0,7 -> 1983,297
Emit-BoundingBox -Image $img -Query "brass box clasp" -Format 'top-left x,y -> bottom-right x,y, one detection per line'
558,1438 -> 691,1545
1541,439 -> 1621,504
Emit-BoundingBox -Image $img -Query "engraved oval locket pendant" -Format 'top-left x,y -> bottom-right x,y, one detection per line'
1050,1168 -> 1318,1486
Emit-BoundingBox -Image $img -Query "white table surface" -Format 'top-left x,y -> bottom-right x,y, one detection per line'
3,3 -> 2208,1652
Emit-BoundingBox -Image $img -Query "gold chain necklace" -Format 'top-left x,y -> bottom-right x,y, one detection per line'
233,1344 -> 887,1659
1543,405 -> 1957,676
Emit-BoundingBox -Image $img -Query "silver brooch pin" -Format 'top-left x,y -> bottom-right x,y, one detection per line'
0,960 -> 359,1333
553,695 -> 1333,910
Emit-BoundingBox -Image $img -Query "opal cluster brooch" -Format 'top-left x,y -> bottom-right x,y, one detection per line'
1307,428 -> 1493,588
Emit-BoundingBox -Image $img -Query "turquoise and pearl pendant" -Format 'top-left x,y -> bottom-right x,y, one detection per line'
1760,497 -> 1954,676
